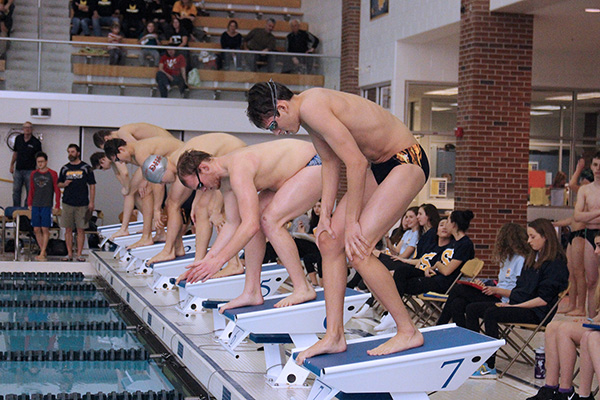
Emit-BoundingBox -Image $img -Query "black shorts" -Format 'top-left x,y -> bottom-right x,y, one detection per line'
370,143 -> 430,185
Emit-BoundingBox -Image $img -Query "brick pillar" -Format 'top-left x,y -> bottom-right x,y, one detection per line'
455,0 -> 533,276
340,0 -> 360,94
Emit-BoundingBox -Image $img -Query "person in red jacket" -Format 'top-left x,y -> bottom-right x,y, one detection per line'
27,152 -> 61,261
156,45 -> 187,98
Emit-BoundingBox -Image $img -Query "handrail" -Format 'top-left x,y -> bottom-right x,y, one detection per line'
0,36 -> 339,59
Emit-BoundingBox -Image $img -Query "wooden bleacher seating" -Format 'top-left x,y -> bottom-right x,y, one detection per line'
72,62 -> 323,96
203,0 -> 301,7
200,5 -> 302,20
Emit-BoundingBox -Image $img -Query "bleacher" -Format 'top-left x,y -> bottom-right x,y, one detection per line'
69,0 -> 326,99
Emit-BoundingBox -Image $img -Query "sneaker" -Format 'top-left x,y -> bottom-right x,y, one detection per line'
525,386 -> 557,400
471,363 -> 497,379
554,391 -> 581,400
374,313 -> 396,331
353,303 -> 371,318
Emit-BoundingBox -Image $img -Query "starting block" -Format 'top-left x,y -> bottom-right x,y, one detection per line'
125,234 -> 196,274
98,221 -> 144,248
175,263 -> 289,316
150,253 -> 197,291
110,232 -> 158,263
217,288 -> 370,388
295,324 -> 504,400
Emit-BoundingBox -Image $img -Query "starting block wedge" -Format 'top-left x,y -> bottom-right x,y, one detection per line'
295,324 -> 504,400
98,221 -> 144,247
217,288 -> 370,388
125,234 -> 196,274
175,263 -> 289,316
110,232 -> 158,263
150,253 -> 197,291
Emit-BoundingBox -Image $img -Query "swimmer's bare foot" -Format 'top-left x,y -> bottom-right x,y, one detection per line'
218,291 -> 264,314
110,228 -> 129,240
367,328 -> 424,356
212,258 -> 244,279
148,248 -> 176,265
153,229 -> 166,243
566,308 -> 586,317
127,237 -> 154,250
274,285 -> 317,308
295,331 -> 347,365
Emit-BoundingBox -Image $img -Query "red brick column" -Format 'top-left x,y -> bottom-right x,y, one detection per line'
456,0 -> 533,276
340,0 -> 360,95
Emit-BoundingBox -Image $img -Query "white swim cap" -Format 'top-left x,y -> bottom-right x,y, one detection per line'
142,155 -> 168,183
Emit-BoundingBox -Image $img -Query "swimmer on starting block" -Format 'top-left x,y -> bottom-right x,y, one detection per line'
93,123 -> 175,239
104,135 -> 183,249
247,81 -> 429,360
175,138 -> 322,309
140,134 -> 247,269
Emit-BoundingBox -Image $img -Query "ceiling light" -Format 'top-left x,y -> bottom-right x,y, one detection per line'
424,87 -> 458,96
531,105 -> 561,111
530,111 -> 553,116
585,8 -> 600,12
431,107 -> 452,112
546,92 -> 600,101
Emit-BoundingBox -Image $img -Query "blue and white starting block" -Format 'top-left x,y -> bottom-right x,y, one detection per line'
98,221 -> 144,248
110,232 -> 159,263
217,288 -> 370,388
125,234 -> 196,274
295,324 -> 504,400
175,262 -> 289,317
150,253 -> 197,291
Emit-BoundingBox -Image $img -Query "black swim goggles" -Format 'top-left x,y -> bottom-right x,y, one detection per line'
195,169 -> 203,190
266,79 -> 279,132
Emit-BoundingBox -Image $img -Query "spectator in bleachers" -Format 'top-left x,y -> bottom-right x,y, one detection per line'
120,0 -> 145,39
219,19 -> 242,70
243,18 -> 276,72
283,19 -> 319,74
92,0 -> 119,37
166,16 -> 188,47
156,45 -> 187,98
145,0 -> 170,36
107,22 -> 126,65
0,0 -> 14,58
170,0 -> 195,38
139,21 -> 160,66
71,0 -> 92,37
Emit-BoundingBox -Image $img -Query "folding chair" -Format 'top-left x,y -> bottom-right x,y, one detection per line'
411,258 -> 485,327
497,283 -> 570,379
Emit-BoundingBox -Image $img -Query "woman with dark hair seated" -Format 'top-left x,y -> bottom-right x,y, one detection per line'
437,222 -> 529,326
467,218 -> 569,378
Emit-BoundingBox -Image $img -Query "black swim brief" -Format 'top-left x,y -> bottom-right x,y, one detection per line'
568,229 -> 585,245
370,143 -> 430,185
585,228 -> 600,248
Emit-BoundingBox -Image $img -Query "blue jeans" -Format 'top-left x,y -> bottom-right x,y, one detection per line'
92,15 -> 119,37
12,169 -> 33,207
71,17 -> 91,36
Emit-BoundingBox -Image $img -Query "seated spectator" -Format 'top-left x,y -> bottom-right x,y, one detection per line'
526,230 -> 599,400
219,19 -> 242,70
139,21 -> 161,66
416,203 -> 442,256
393,210 -> 474,297
170,0 -> 196,38
579,323 -> 600,400
145,0 -> 170,36
467,218 -> 569,378
92,0 -> 119,37
120,0 -> 146,38
243,18 -> 276,72
297,200 -> 322,286
71,0 -> 92,37
436,222 -> 529,326
386,206 -> 420,259
0,0 -> 14,58
107,22 -> 125,65
156,45 -> 187,98
283,19 -> 319,74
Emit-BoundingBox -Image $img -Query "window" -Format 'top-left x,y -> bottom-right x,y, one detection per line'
361,84 -> 391,109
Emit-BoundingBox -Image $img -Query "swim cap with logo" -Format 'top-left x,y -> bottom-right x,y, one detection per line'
142,154 -> 168,183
